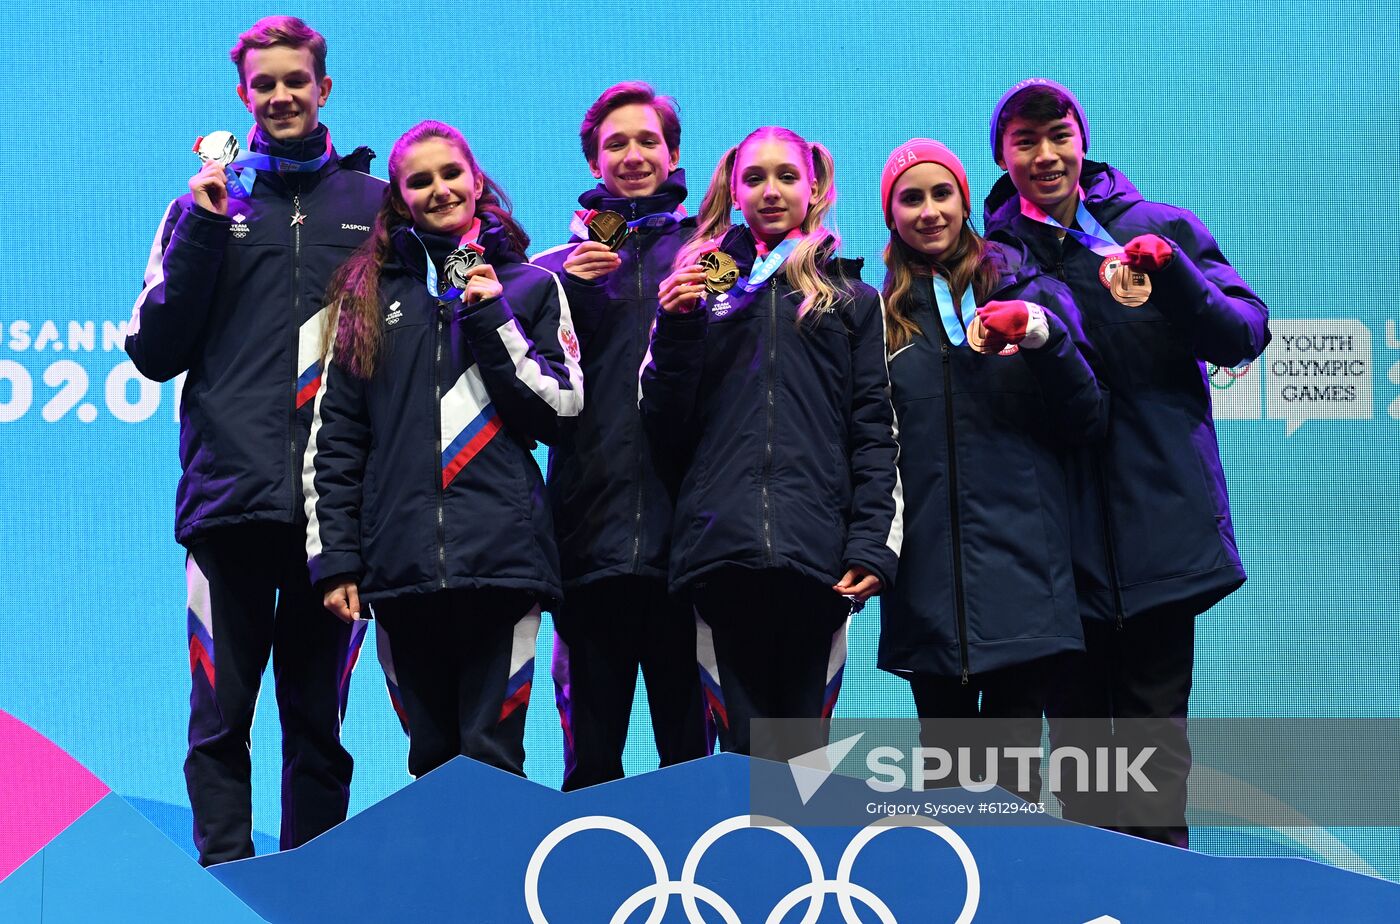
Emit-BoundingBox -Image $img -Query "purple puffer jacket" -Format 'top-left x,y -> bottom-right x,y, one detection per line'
985,160 -> 1270,623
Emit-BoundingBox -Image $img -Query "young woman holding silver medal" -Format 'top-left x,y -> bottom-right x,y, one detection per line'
874,139 -> 1105,803
641,126 -> 903,757
303,120 -> 583,779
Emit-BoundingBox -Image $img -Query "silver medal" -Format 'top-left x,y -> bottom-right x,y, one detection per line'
196,130 -> 241,167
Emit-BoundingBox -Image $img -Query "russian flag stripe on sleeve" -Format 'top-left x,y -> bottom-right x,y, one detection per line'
296,308 -> 326,409
440,364 -> 500,487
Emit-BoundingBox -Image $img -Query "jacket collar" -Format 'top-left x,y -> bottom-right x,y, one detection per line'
389,213 -> 525,283
577,168 -> 689,220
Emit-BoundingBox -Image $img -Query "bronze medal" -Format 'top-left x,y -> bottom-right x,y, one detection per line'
1100,254 -> 1151,308
444,247 -> 484,291
586,210 -> 630,251
699,251 -> 739,295
965,316 -> 994,354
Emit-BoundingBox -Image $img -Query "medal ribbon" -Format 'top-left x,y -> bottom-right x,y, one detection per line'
738,233 -> 802,292
931,276 -> 975,347
1019,191 -> 1122,258
568,205 -> 687,240
411,219 -> 484,301
224,131 -> 335,199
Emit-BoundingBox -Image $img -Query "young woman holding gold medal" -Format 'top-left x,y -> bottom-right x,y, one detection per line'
641,126 -> 903,756
874,138 -> 1105,803
303,120 -> 583,779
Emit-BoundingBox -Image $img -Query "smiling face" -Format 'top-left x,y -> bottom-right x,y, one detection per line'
395,137 -> 484,237
236,44 -> 331,141
889,163 -> 966,262
732,138 -> 815,248
998,114 -> 1084,225
589,102 -> 678,198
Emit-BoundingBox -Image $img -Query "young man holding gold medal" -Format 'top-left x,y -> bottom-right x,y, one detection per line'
532,82 -> 713,790
983,78 -> 1271,847
125,16 -> 384,865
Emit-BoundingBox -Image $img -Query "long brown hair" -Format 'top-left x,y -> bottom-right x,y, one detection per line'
882,216 -> 1001,353
676,126 -> 848,322
322,120 -> 529,378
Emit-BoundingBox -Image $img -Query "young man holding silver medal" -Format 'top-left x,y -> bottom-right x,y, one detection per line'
125,16 -> 384,865
532,82 -> 715,791
982,78 -> 1271,847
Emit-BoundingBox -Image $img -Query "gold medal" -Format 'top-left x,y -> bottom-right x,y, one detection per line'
1100,254 -> 1151,308
699,251 -> 739,295
586,210 -> 630,251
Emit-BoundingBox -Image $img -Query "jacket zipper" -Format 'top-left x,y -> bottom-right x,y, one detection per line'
761,284 -> 777,567
433,306 -> 448,589
1093,459 -> 1127,629
1055,243 -> 1127,628
630,200 -> 645,572
289,189 -> 302,517
940,328 -> 971,684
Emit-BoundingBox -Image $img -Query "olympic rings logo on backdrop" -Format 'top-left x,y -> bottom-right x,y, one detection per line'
1207,362 -> 1252,390
524,813 -> 980,924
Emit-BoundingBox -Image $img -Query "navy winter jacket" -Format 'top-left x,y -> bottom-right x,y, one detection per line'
640,226 -> 904,594
878,240 -> 1103,680
302,220 -> 583,604
985,160 -> 1270,622
531,171 -> 696,588
125,126 -> 385,546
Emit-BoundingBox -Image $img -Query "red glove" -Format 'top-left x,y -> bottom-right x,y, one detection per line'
973,300 -> 1050,353
1122,234 -> 1174,272
976,299 -> 1030,344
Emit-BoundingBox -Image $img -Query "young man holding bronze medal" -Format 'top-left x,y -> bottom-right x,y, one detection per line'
532,82 -> 714,790
983,78 -> 1271,847
125,16 -> 383,865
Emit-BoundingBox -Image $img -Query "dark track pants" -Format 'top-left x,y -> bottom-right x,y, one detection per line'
184,523 -> 367,866
693,568 -> 852,759
1046,610 -> 1195,848
551,576 -> 714,791
374,588 -> 541,780
908,655 -> 1063,803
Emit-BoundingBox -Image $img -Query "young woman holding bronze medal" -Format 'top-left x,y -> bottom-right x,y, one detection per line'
303,120 -> 583,780
641,126 -> 903,757
531,82 -> 715,792
874,139 -> 1105,803
983,78 -> 1270,845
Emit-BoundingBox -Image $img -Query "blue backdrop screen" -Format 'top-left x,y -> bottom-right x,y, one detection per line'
2,0 -> 1396,880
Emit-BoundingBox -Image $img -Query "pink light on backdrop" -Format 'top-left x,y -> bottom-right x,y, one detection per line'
0,709 -> 111,881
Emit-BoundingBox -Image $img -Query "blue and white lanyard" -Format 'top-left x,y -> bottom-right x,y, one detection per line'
568,208 -> 687,240
222,136 -> 333,199
738,236 -> 801,293
1019,195 -> 1122,258
931,276 -> 976,348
